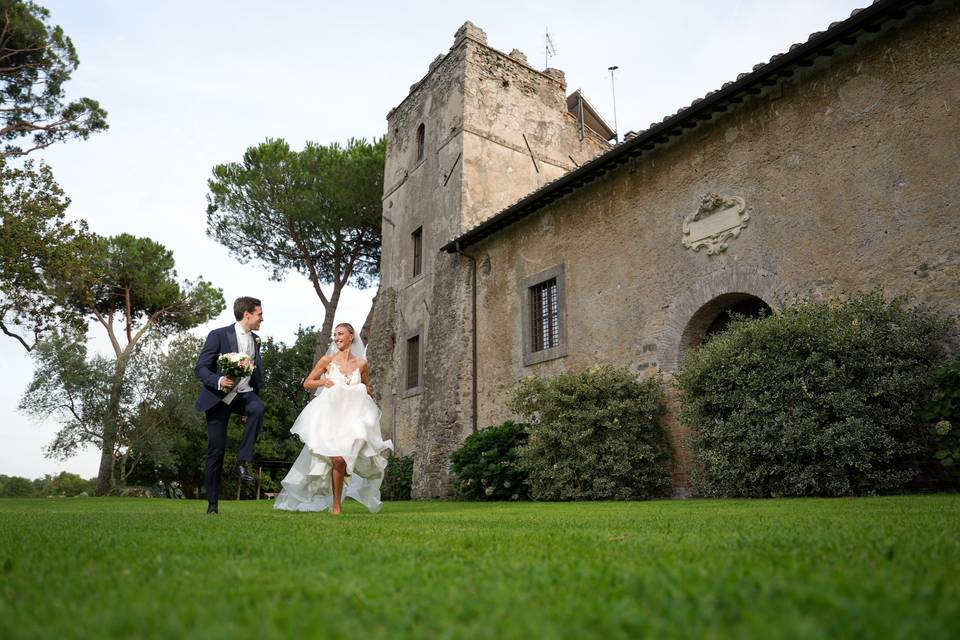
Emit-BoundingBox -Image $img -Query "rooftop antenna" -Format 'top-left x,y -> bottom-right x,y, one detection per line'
545,29 -> 557,69
608,65 -> 620,143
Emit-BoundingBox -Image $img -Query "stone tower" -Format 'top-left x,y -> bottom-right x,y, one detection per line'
368,22 -> 610,498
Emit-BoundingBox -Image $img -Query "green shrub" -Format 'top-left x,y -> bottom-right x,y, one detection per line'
509,365 -> 672,501
924,357 -> 960,487
677,291 -> 951,497
37,472 -> 96,497
0,475 -> 35,497
450,421 -> 529,500
381,455 -> 413,501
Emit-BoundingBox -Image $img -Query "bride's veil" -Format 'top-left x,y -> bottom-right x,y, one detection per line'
314,330 -> 366,397
324,333 -> 366,359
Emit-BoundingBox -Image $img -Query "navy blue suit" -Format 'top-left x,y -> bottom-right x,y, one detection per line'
194,325 -> 265,505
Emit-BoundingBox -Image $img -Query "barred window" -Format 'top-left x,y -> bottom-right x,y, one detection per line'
521,264 -> 566,367
412,227 -> 423,277
416,123 -> 425,162
406,335 -> 420,390
530,278 -> 559,352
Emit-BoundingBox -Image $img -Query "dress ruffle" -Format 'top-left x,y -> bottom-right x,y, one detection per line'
274,363 -> 393,513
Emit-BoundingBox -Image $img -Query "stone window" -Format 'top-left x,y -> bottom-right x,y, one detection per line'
415,123 -> 425,162
520,264 -> 567,366
412,226 -> 423,278
531,279 -> 559,351
405,334 -> 421,392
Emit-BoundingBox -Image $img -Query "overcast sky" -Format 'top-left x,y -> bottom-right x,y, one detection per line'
2,0 -> 865,479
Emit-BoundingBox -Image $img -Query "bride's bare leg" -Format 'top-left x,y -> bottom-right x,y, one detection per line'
331,456 -> 346,514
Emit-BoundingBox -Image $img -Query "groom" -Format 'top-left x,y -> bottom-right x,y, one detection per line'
194,296 -> 265,514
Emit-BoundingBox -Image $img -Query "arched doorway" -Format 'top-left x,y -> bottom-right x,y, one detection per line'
680,293 -> 772,350
656,265 -> 791,373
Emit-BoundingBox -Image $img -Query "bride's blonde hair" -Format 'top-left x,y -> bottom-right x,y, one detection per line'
335,322 -> 356,337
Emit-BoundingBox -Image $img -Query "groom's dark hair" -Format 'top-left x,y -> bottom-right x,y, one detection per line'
233,296 -> 261,320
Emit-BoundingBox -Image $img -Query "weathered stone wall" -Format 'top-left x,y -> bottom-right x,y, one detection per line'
466,3 -> 960,487
373,36 -> 468,472
411,251 -> 473,497
365,286 -> 398,435
460,44 -> 608,229
371,21 -> 614,497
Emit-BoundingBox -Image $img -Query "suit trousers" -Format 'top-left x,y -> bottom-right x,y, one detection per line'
204,391 -> 265,505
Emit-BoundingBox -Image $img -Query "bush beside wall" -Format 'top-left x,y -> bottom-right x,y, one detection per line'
381,455 -> 413,501
509,365 -> 672,501
450,421 -> 529,500
924,357 -> 960,488
677,291 -> 951,497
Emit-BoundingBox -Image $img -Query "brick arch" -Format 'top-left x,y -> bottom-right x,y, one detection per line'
657,265 -> 793,373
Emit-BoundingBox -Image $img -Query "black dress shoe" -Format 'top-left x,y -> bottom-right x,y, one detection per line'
237,463 -> 255,483
206,503 -> 218,515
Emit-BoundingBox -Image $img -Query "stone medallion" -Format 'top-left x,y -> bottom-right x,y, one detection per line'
682,193 -> 749,255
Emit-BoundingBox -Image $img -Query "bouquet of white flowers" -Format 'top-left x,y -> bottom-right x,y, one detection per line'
218,352 -> 255,379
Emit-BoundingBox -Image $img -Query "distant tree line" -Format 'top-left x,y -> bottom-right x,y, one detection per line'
0,471 -> 96,497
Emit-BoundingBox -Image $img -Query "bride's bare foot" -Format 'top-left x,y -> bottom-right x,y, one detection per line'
331,505 -> 342,515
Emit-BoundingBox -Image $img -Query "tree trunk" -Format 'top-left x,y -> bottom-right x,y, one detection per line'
94,445 -> 115,496
118,450 -> 129,486
312,285 -> 344,364
94,352 -> 131,495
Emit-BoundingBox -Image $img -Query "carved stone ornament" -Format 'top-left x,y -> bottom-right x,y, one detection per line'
682,193 -> 749,255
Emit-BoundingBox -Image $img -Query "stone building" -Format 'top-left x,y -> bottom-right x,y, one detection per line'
369,0 -> 960,497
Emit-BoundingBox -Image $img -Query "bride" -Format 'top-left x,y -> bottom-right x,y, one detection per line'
274,322 -> 393,514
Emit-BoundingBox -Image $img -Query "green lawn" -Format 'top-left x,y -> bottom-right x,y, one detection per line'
1,496 -> 958,639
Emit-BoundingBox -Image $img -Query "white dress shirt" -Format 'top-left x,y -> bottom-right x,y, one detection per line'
221,322 -> 255,404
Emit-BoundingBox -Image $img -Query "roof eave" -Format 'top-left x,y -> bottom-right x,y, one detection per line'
441,0 -> 923,254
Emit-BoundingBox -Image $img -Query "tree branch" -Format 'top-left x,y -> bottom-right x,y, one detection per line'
52,405 -> 102,443
129,299 -> 182,349
341,228 -> 366,285
91,306 -> 121,356
283,215 -> 330,307
0,318 -> 34,351
124,286 -> 133,344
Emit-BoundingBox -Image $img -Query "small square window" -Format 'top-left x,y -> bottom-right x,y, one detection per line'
412,227 -> 423,278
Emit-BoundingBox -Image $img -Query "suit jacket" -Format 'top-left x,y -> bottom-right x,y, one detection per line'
194,324 -> 263,412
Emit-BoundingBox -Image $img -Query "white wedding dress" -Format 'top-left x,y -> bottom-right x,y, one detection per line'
274,361 -> 393,513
